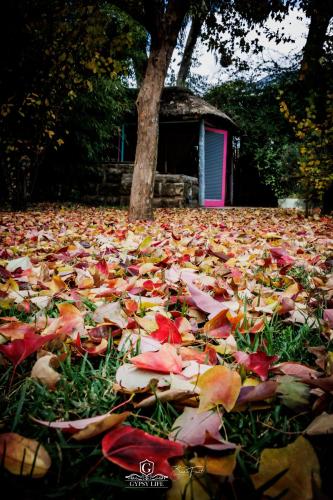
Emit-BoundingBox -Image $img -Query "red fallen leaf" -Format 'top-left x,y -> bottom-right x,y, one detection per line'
179,346 -> 217,365
169,295 -> 195,307
174,316 -> 190,330
271,362 -> 320,379
234,351 -> 279,381
207,324 -> 232,338
0,265 -> 11,279
0,321 -> 35,340
150,314 -> 182,344
236,381 -> 278,406
203,309 -> 231,339
102,425 -> 184,478
303,375 -> 333,393
96,259 -> 109,276
56,303 -> 85,337
126,319 -> 137,330
172,232 -> 181,241
310,255 -> 322,265
277,297 -> 295,315
75,333 -> 108,356
127,265 -> 140,276
142,280 -> 158,291
238,318 -> 266,335
124,299 -> 138,314
323,309 -> 333,328
263,256 -> 272,267
226,311 -> 244,330
87,324 -> 116,340
208,247 -> 229,261
95,288 -> 118,298
130,343 -> 183,374
18,300 -> 31,314
0,332 -> 57,367
185,282 -> 226,317
127,286 -> 144,295
0,249 -> 11,259
169,407 -> 235,450
231,267 -> 242,285
249,318 -> 266,334
270,247 -> 294,266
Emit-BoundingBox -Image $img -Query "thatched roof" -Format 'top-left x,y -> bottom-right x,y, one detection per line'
159,87 -> 237,129
126,86 -> 238,130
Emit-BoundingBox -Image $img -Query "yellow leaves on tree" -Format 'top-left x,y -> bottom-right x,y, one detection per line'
279,96 -> 333,203
251,436 -> 321,500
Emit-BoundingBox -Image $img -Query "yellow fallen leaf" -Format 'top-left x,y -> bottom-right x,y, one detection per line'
134,314 -> 158,333
263,232 -> 282,240
72,412 -> 130,441
191,451 -> 237,476
282,282 -> 299,298
197,365 -> 241,412
49,275 -> 67,292
166,459 -> 210,500
243,377 -> 260,387
5,278 -> 19,292
251,436 -> 321,500
137,236 -> 152,251
0,433 -> 51,477
212,335 -> 237,355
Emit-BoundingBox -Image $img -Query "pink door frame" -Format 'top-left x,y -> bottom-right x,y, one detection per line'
204,127 -> 228,207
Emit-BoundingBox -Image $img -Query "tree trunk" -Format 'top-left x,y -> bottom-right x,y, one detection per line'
125,0 -> 191,221
300,0 -> 332,88
128,46 -> 169,221
176,15 -> 202,87
299,0 -> 333,121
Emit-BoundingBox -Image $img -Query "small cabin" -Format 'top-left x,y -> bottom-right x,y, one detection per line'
120,87 -> 239,207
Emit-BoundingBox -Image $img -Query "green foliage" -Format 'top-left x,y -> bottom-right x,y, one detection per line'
279,93 -> 333,206
0,1 -> 137,209
254,141 -> 301,199
206,71 -> 302,200
57,78 -> 133,164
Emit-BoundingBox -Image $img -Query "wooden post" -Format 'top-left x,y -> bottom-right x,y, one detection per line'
121,125 -> 125,162
198,119 -> 205,206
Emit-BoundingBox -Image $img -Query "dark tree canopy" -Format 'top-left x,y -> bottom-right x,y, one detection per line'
107,0 -> 299,220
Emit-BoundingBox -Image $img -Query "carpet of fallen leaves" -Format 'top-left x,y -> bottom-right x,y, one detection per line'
0,205 -> 333,499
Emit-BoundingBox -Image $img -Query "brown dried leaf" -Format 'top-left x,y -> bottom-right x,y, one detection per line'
0,433 -> 51,478
251,436 -> 321,500
72,412 -> 130,441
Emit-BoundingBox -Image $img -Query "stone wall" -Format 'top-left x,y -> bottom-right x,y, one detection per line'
80,163 -> 199,208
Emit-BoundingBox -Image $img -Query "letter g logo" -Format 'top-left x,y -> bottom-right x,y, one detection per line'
140,459 -> 154,475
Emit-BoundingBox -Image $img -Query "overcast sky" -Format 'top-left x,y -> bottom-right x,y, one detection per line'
170,8 -> 309,86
